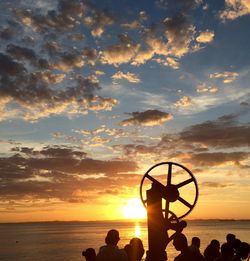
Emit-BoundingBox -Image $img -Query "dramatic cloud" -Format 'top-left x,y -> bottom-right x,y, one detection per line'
121,112 -> 250,167
111,71 -> 141,83
164,13 -> 196,57
131,27 -> 170,65
0,145 -> 138,202
0,2 -> 122,122
0,55 -> 118,121
219,0 -> 250,20
53,51 -> 84,71
189,151 -> 250,166
120,109 -> 173,126
132,48 -> 155,65
83,9 -> 113,37
100,34 -> 140,65
209,71 -> 239,83
16,0 -> 86,31
196,30 -> 215,43
179,114 -> 250,148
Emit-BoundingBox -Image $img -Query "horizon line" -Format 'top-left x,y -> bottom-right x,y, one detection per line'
1,218 -> 250,224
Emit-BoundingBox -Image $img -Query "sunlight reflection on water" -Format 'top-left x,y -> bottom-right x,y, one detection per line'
134,223 -> 141,237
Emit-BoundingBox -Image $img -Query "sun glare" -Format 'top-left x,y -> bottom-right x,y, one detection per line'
122,198 -> 147,219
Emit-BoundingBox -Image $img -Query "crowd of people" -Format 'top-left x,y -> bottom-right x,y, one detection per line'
82,230 -> 250,261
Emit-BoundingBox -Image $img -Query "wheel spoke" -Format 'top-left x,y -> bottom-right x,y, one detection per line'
167,163 -> 172,185
178,196 -> 192,209
146,174 -> 166,190
176,178 -> 194,188
165,200 -> 170,220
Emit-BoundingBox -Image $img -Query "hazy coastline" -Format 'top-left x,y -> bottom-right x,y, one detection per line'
1,218 -> 250,224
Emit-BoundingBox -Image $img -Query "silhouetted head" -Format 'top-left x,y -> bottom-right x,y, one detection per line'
233,238 -> 241,251
129,237 -> 145,261
130,237 -> 144,249
105,229 -> 120,245
173,233 -> 188,252
238,242 -> 250,259
82,248 -> 96,261
221,243 -> 234,258
191,237 -> 200,248
210,239 -> 220,251
226,233 -> 236,245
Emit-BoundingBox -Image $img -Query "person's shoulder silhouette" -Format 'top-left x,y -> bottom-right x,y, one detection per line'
214,242 -> 234,261
173,233 -> 204,261
96,229 -> 128,261
204,239 -> 220,261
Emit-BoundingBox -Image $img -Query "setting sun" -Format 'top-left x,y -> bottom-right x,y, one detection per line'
122,198 -> 147,219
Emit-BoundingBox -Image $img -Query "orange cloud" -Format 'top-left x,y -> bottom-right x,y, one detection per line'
164,14 -> 196,57
196,83 -> 218,93
219,0 -> 250,20
196,30 -> 215,43
209,71 -> 239,83
100,35 -> 140,65
175,96 -> 192,107
111,71 -> 141,83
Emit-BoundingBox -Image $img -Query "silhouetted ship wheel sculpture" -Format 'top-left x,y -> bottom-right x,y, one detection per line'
139,162 -> 199,261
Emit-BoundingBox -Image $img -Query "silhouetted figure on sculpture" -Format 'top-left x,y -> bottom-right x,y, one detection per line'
96,229 -> 128,261
82,248 -> 96,261
215,242 -> 234,261
204,239 -> 220,261
173,233 -> 204,261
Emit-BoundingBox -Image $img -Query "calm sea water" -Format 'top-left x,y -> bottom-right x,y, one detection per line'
0,220 -> 249,261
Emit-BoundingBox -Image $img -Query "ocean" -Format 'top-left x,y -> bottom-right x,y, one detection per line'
0,220 -> 249,261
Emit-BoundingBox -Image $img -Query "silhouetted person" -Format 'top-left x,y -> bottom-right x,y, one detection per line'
226,234 -> 236,247
96,229 -> 128,261
189,237 -> 202,254
204,239 -> 220,261
215,242 -> 234,261
173,233 -> 204,261
82,248 -> 96,261
233,239 -> 242,260
232,242 -> 250,261
128,237 -> 144,261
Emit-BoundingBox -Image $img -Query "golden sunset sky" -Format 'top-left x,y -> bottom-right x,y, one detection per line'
0,0 -> 249,222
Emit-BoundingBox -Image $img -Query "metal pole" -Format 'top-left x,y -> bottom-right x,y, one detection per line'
146,183 -> 168,261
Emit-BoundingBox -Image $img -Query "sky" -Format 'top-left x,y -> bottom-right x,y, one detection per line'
0,0 -> 249,223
